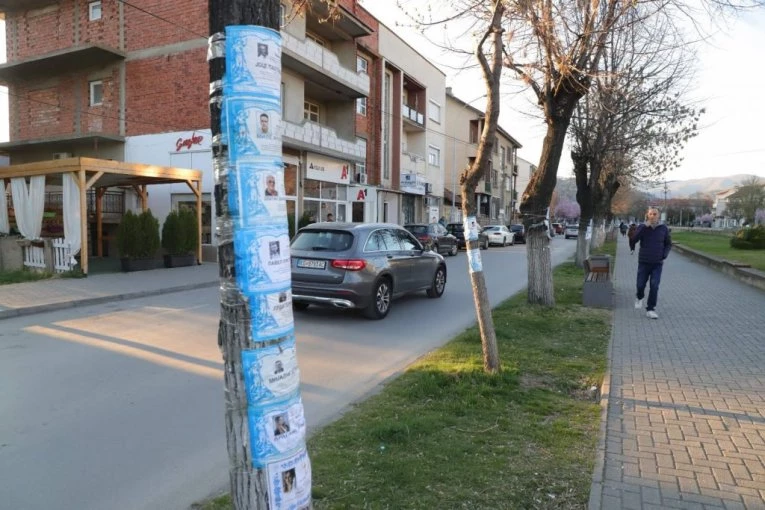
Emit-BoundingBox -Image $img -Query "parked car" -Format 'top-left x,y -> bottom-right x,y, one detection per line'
483,225 -> 515,246
404,223 -> 458,256
552,222 -> 564,235
290,223 -> 447,319
445,222 -> 490,250
508,224 -> 526,244
565,224 -> 579,239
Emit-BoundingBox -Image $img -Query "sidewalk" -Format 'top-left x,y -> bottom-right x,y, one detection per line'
590,236 -> 765,509
0,263 -> 219,320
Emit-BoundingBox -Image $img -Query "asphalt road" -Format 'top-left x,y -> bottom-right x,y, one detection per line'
0,238 -> 576,510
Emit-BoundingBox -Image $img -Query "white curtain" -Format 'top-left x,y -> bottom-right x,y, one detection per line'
10,175 -> 45,240
0,179 -> 9,234
62,173 -> 82,260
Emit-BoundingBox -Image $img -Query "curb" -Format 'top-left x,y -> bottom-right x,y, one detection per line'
587,279 -> 615,510
672,243 -> 765,292
0,280 -> 219,321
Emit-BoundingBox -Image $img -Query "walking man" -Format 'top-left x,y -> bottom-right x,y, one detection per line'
629,208 -> 672,319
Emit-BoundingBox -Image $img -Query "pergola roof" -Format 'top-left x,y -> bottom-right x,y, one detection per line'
0,156 -> 202,188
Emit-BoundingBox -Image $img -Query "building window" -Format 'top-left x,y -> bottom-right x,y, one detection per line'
304,101 -> 319,122
500,146 -> 506,168
280,3 -> 287,27
428,145 -> 441,167
357,56 -> 368,74
428,100 -> 441,124
356,137 -> 367,180
89,1 -> 102,21
89,80 -> 103,106
356,97 -> 367,116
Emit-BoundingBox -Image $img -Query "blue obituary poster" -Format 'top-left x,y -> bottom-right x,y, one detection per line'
247,395 -> 306,467
229,159 -> 288,228
225,26 -> 282,96
248,286 -> 294,341
242,336 -> 300,404
234,225 -> 291,295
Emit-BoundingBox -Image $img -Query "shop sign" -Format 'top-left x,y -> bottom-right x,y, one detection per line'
306,153 -> 351,185
400,172 -> 426,195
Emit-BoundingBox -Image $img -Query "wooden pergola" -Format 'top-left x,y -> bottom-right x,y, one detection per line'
1,157 -> 204,275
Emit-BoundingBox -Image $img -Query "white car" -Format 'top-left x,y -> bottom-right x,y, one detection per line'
482,225 -> 515,246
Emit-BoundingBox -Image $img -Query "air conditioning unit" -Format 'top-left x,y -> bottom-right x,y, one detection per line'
358,174 -> 368,185
52,152 -> 73,160
425,183 -> 433,194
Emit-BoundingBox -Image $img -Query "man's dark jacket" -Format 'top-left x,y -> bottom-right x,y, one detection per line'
629,224 -> 672,264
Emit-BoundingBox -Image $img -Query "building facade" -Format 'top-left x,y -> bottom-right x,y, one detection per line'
443,88 -> 522,225
0,0 -> 523,254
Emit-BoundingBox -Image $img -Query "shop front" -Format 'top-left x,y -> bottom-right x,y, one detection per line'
303,152 -> 353,223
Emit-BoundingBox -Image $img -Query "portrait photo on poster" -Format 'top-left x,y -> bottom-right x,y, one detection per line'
225,99 -> 282,159
248,286 -> 294,341
231,160 -> 287,228
233,226 -> 291,294
246,396 -> 307,466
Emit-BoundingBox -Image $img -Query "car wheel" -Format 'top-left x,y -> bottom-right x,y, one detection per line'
363,277 -> 392,320
482,238 -> 489,250
502,237 -> 507,247
449,243 -> 458,256
426,265 -> 447,298
510,237 -> 515,246
293,302 -> 310,311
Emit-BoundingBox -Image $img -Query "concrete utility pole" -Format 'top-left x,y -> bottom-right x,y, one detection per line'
209,1 -> 311,508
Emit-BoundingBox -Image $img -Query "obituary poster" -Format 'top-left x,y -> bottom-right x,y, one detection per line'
247,395 -> 306,467
234,225 -> 291,295
242,336 -> 300,404
267,447 -> 312,510
229,159 -> 287,228
225,25 -> 281,96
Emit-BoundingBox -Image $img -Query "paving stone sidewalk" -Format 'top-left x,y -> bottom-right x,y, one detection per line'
590,235 -> 765,509
0,263 -> 219,320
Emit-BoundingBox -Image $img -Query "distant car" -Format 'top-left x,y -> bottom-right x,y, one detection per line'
404,223 -> 458,256
483,225 -> 515,246
508,224 -> 526,244
445,222 -> 490,250
564,224 -> 579,239
291,222 -> 447,319
552,223 -> 564,235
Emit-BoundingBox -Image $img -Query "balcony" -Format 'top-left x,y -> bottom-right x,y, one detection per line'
282,32 -> 369,100
0,44 -> 125,82
280,119 -> 365,162
401,105 -> 425,131
0,0 -> 57,12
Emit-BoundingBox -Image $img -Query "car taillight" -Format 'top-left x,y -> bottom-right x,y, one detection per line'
331,259 -> 366,271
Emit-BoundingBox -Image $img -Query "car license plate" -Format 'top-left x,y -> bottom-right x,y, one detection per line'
297,259 -> 326,269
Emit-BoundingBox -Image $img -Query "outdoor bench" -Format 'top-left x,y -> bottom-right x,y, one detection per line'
582,255 -> 613,309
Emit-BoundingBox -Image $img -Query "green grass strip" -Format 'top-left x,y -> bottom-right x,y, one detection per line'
671,231 -> 765,271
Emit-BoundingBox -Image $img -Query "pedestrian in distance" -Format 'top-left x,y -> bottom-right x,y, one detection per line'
619,221 -> 627,237
629,208 -> 672,319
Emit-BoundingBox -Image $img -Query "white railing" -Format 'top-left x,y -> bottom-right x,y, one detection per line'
402,105 -> 425,126
280,120 -> 366,159
23,245 -> 45,270
53,238 -> 74,273
282,32 -> 370,95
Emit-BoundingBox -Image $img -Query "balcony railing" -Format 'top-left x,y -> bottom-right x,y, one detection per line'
401,105 -> 425,127
280,119 -> 365,161
282,32 -> 369,99
41,190 -> 125,214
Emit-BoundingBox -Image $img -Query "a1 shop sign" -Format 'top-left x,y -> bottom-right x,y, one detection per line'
306,153 -> 351,185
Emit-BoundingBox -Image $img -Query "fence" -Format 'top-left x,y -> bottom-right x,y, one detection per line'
22,244 -> 46,270
22,238 -> 75,273
52,238 -> 74,273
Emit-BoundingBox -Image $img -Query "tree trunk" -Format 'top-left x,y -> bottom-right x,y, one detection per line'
457,0 -> 504,374
572,150 -> 592,268
210,2 -> 308,509
521,93 -> 579,305
526,228 -> 554,305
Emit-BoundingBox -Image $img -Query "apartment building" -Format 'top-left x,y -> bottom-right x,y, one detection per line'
444,88 -> 522,225
514,156 -> 537,220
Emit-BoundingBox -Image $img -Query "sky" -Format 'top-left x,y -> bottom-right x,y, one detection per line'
1,5 -> 763,183
360,2 -> 765,183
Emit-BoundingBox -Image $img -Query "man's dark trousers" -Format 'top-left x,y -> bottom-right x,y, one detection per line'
637,262 -> 663,311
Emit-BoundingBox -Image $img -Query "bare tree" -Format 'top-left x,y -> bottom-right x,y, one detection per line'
458,0 -> 505,373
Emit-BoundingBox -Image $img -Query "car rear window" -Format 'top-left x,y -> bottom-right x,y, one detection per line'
291,230 -> 354,251
406,225 -> 428,235
510,225 -> 523,231
484,226 -> 501,232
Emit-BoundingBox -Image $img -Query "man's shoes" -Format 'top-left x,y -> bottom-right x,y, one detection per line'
646,310 -> 659,319
634,298 -> 643,309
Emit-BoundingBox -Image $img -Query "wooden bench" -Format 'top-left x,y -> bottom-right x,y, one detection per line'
583,255 -> 613,308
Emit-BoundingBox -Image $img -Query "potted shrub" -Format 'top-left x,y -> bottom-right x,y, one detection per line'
117,209 -> 160,272
162,208 -> 198,268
